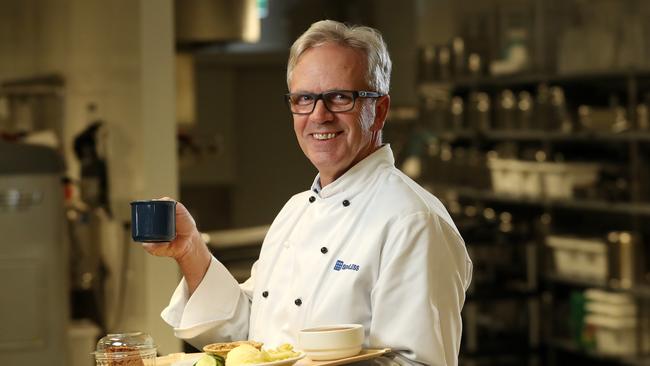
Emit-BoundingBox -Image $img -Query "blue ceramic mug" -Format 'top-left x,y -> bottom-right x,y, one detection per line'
130,200 -> 177,242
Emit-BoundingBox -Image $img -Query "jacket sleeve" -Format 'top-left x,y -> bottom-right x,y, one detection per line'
369,211 -> 472,366
160,256 -> 256,349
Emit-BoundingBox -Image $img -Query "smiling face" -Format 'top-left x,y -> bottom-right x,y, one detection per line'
289,42 -> 389,187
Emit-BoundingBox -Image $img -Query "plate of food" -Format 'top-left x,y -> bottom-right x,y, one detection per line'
203,340 -> 265,358
245,352 -> 306,366
172,341 -> 304,366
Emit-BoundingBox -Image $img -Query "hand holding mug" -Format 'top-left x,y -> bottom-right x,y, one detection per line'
132,198 -> 212,293
132,198 -> 200,261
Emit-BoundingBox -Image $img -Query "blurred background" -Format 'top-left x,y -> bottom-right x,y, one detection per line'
1,0 -> 650,365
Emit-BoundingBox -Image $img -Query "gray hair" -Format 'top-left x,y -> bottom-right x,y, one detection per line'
287,20 -> 392,94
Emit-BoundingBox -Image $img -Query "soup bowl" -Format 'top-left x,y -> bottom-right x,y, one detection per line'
298,324 -> 364,361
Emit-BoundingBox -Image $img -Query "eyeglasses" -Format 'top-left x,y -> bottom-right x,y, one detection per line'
285,90 -> 385,115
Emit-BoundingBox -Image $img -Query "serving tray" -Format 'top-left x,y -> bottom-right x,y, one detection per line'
161,348 -> 391,366
295,348 -> 391,366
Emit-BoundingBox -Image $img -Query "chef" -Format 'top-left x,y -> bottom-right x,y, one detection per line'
143,20 -> 472,366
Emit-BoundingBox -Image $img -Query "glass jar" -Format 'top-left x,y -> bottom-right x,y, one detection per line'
94,332 -> 157,366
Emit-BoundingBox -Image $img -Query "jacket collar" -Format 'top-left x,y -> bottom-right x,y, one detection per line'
310,144 -> 394,199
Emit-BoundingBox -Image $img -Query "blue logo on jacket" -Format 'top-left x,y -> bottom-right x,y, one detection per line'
333,259 -> 360,271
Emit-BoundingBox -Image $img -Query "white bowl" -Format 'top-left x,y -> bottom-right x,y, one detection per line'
298,324 -> 364,361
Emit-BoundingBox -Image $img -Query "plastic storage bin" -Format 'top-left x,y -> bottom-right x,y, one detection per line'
539,163 -> 570,198
488,158 -> 519,196
540,162 -> 599,199
546,236 -> 607,281
585,314 -> 637,355
584,289 -> 635,308
584,289 -> 640,356
518,161 -> 543,198
488,158 -> 543,197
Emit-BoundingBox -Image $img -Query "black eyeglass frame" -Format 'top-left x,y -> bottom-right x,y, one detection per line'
284,90 -> 385,115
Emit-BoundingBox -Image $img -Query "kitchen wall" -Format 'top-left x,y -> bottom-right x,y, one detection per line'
0,0 -> 181,355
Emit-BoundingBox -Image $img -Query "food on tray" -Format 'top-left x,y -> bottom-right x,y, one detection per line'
223,343 -> 301,366
105,346 -> 145,366
194,353 -> 225,366
226,344 -> 265,366
203,340 -> 264,358
261,344 -> 300,362
202,340 -> 300,366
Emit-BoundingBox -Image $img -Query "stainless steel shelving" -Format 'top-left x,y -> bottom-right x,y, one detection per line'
443,186 -> 650,216
544,273 -> 650,298
420,69 -> 650,92
434,130 -> 650,143
417,67 -> 650,365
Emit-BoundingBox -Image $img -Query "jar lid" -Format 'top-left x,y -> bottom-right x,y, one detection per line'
94,332 -> 157,358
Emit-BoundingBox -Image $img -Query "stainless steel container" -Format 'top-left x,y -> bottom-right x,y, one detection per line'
0,142 -> 66,366
469,92 -> 491,132
607,231 -> 636,289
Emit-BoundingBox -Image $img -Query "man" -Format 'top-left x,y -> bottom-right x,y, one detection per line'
144,20 -> 472,365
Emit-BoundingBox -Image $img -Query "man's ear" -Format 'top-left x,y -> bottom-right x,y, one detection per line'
371,94 -> 391,132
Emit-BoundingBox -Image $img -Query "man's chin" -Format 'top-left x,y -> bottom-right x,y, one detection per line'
308,154 -> 344,172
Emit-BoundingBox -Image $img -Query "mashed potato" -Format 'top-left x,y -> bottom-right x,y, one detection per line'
225,344 -> 264,366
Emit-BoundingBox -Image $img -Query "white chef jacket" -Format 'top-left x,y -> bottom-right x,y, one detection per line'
162,145 -> 472,366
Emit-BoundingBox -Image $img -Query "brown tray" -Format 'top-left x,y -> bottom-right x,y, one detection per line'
159,348 -> 391,366
295,348 -> 391,366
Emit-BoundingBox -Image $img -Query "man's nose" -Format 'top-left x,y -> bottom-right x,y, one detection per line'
310,99 -> 333,121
